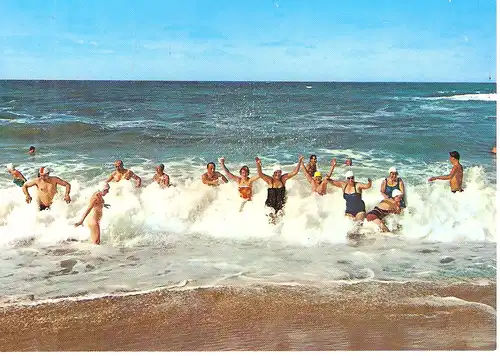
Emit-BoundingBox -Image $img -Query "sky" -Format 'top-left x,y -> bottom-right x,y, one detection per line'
0,0 -> 496,82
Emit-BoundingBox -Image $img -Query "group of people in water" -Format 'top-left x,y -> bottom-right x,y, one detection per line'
5,148 -> 464,244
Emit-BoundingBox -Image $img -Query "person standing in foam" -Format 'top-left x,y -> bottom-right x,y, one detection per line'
219,157 -> 260,200
75,182 -> 110,245
6,163 -> 27,187
329,170 -> 372,221
366,189 -> 404,232
301,158 -> 337,195
380,167 -> 406,208
201,161 -> 228,186
22,167 -> 72,211
106,160 -> 142,188
255,155 -> 303,220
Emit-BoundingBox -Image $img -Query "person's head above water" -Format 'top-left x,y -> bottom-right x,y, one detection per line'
156,164 -> 165,173
309,155 -> 317,163
6,163 -> 15,171
28,146 -> 36,154
313,171 -> 322,181
272,164 -> 282,177
98,181 -> 110,195
449,151 -> 460,161
114,160 -> 124,169
240,165 -> 250,177
39,167 -> 51,180
345,158 -> 352,166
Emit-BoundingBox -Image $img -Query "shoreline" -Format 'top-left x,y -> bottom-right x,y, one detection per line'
0,281 -> 495,351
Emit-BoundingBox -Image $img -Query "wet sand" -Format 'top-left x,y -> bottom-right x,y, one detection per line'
0,281 -> 495,351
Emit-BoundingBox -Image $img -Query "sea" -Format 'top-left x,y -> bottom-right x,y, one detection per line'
0,80 -> 496,306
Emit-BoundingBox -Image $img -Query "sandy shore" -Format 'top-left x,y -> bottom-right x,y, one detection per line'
0,281 -> 495,351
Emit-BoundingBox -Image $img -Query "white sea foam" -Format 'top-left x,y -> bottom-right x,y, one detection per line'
419,93 -> 497,102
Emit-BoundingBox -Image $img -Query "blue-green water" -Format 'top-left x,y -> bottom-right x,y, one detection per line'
0,81 -> 496,304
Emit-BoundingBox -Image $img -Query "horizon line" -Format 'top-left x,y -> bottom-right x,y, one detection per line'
0,79 -> 496,85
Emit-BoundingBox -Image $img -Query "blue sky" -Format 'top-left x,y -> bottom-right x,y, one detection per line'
0,0 -> 496,81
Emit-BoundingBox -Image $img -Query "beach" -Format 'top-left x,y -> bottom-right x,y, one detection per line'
0,281 -> 495,351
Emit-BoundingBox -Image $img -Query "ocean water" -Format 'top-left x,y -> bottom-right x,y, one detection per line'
0,80 -> 496,305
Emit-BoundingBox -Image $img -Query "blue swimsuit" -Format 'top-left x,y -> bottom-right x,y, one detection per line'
383,178 -> 406,208
343,183 -> 366,216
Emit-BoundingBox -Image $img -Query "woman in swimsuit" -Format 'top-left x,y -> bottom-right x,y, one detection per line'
255,155 -> 303,218
6,163 -> 27,187
366,189 -> 404,232
380,167 -> 406,208
330,170 -> 372,221
219,157 -> 260,201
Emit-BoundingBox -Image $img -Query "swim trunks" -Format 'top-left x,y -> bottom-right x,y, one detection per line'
39,203 -> 50,211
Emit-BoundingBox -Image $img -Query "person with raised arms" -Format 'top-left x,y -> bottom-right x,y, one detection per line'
74,182 -> 111,245
152,164 -> 170,188
380,166 -> 406,208
301,158 -> 337,195
106,160 -> 142,188
22,167 -> 71,210
201,161 -> 228,186
219,157 -> 260,201
329,170 -> 372,221
6,163 -> 27,187
366,189 -> 404,232
255,155 -> 303,220
305,154 -> 318,176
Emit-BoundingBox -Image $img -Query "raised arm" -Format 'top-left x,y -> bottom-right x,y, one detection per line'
75,195 -> 98,227
54,177 -> 72,203
255,157 -> 273,185
219,158 -> 240,182
283,155 -> 304,183
357,178 -> 373,190
325,158 -> 337,179
22,179 -> 37,203
300,160 -> 313,184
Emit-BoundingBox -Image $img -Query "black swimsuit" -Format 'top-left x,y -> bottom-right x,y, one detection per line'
367,206 -> 390,220
265,178 -> 286,213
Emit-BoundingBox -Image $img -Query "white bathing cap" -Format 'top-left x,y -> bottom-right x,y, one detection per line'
389,167 -> 398,173
345,170 -> 354,178
272,164 -> 282,172
6,163 -> 14,171
392,189 -> 403,198
39,167 -> 51,175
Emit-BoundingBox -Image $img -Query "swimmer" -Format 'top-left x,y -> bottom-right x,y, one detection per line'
301,158 -> 337,195
255,155 -> 303,220
330,170 -> 372,221
428,151 -> 464,193
74,182 -> 110,245
201,161 -> 228,186
6,163 -> 27,187
106,160 -> 142,187
366,189 -> 404,232
153,164 -> 170,187
219,157 -> 260,200
22,167 -> 71,210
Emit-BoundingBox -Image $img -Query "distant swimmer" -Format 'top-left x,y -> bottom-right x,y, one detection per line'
366,189 -> 404,232
28,146 -> 36,155
428,151 -> 464,193
492,145 -> 496,154
255,155 -> 303,220
153,164 -> 170,187
344,158 -> 353,166
219,157 -> 260,200
22,167 -> 71,210
201,161 -> 228,186
330,170 -> 372,221
301,158 -> 337,195
380,167 -> 406,208
75,182 -> 110,245
305,155 -> 318,176
106,160 -> 142,187
6,163 -> 27,187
